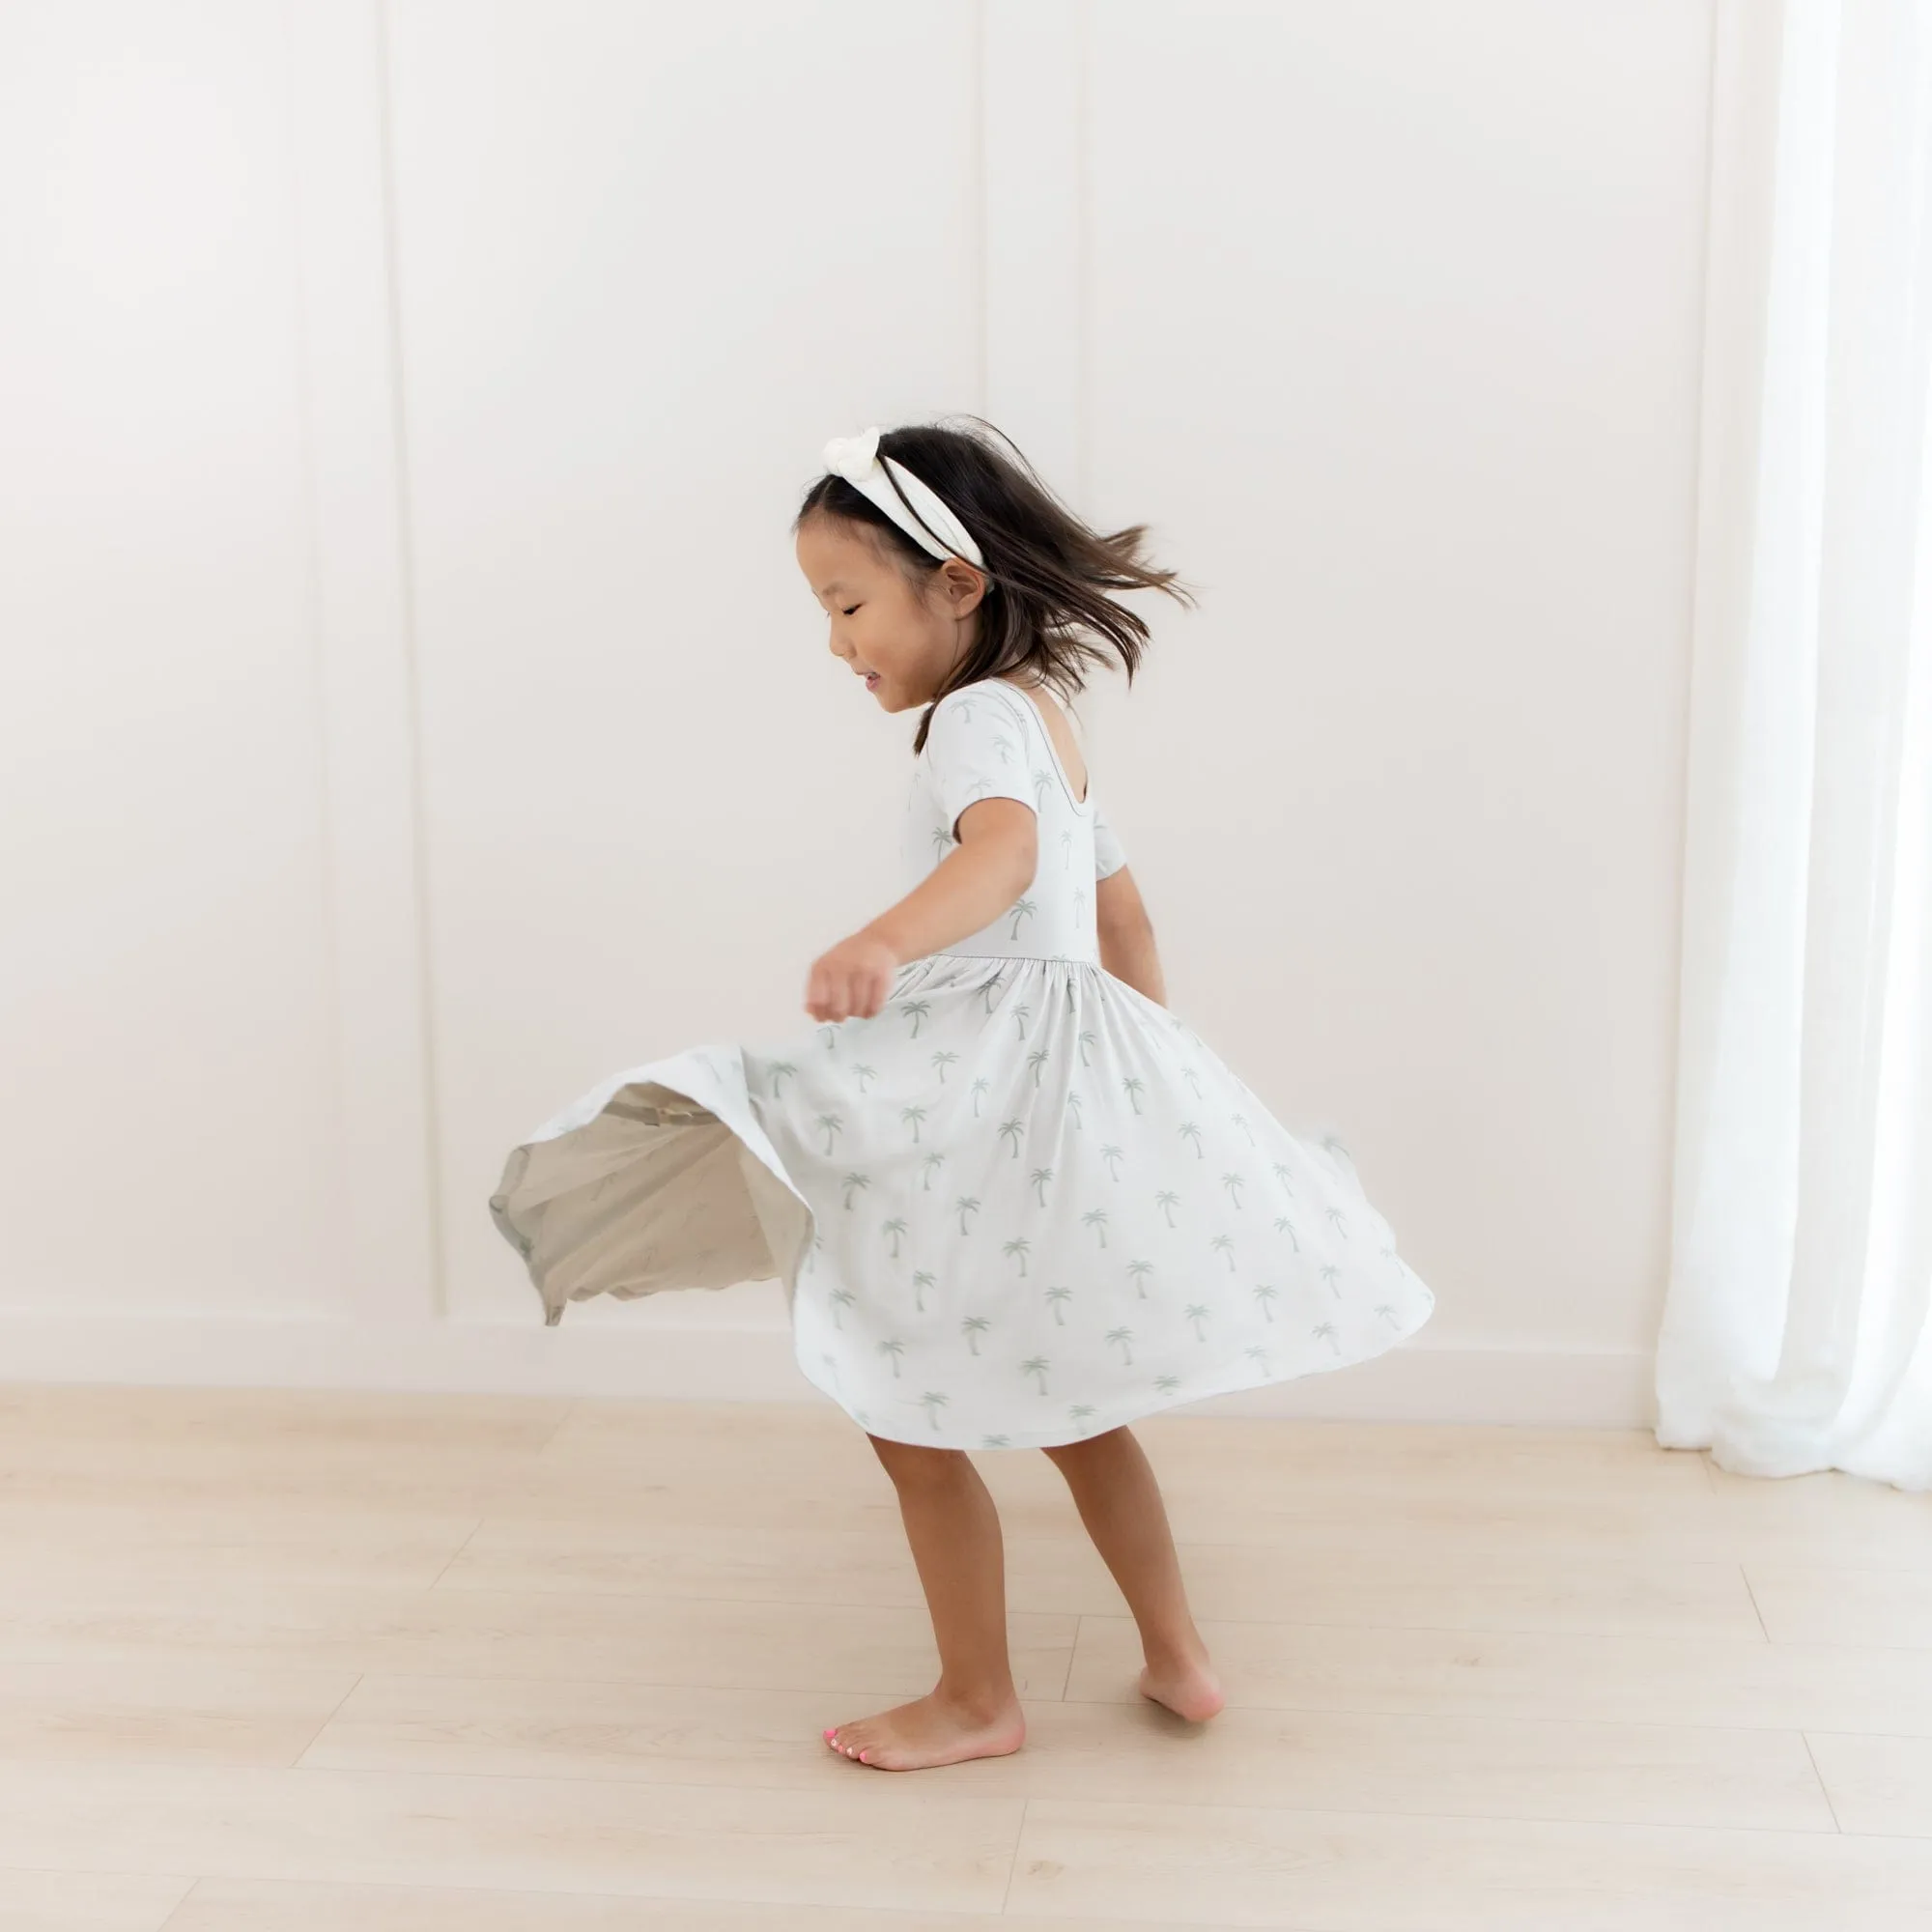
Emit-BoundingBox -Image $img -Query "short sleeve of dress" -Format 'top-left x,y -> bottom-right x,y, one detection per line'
1094,804 -> 1128,880
923,687 -> 1037,840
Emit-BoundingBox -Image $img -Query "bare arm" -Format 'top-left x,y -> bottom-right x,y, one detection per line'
805,798 -> 1036,1022
1095,866 -> 1167,1007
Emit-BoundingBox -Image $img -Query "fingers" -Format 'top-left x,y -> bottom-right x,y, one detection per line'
805,959 -> 892,1023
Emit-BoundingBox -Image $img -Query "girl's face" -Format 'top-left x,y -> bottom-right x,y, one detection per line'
796,513 -> 986,713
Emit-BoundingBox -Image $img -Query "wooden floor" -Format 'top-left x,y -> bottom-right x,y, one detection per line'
0,1388 -> 1928,1930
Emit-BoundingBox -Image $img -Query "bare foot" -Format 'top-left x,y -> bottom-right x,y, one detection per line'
1139,1652 -> 1226,1722
824,1690 -> 1026,1771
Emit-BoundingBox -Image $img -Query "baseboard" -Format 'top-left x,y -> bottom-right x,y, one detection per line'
0,1311 -> 1656,1429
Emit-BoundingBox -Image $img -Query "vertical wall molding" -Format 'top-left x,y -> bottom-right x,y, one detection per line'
980,0 -> 1089,505
285,0 -> 441,1325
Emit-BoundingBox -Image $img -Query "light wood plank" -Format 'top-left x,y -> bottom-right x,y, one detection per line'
0,1867 -> 190,1932
1747,1565 -> 1932,1647
1067,1613 -> 1932,1733
0,1764 -> 1024,1916
156,1874 -> 1188,1932
0,1577 -> 1074,1700
1007,1796 -> 1932,1928
1806,1731 -> 1932,1836
0,1500 -> 478,1591
439,1514 -> 1766,1639
0,1659 -> 357,1767
300,1670 -> 1838,1832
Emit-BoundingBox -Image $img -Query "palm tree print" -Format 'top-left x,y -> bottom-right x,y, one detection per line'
882,1216 -> 908,1258
1210,1233 -> 1236,1271
1027,1046 -> 1050,1089
1179,1120 -> 1204,1157
1184,1302 -> 1211,1340
820,1351 -> 840,1390
1375,1303 -> 1400,1328
1313,1321 -> 1342,1355
1126,1259 -> 1154,1299
1068,1404 -> 1098,1428
1013,1002 -> 1032,1040
952,1195 -> 980,1235
878,1337 -> 906,1378
979,976 -> 1004,1015
901,999 -> 931,1038
1181,1065 -> 1203,1098
1083,1208 -> 1110,1248
1033,769 -> 1054,810
998,1117 -> 1025,1158
1154,1374 -> 1181,1395
1275,1215 -> 1300,1251
819,1023 -> 839,1051
1009,897 -> 1037,940
1061,827 -> 1075,869
1271,1161 -> 1293,1193
1233,1112 -> 1256,1146
971,1077 -> 990,1117
930,826 -> 953,862
922,1151 -> 947,1191
770,1061 -> 797,1097
920,1391 -> 950,1431
816,1112 -> 843,1153
1100,1143 -> 1125,1180
913,1269 -> 936,1312
961,1314 -> 991,1355
1003,1236 -> 1032,1277
1106,1326 -> 1136,1366
1021,1355 -> 1051,1395
930,1049 -> 959,1083
1155,1189 -> 1180,1228
1078,1029 -> 1097,1066
901,1103 -> 928,1144
982,1434 -> 1010,1448
1030,1165 -> 1054,1207
1066,1090 -> 1084,1129
1221,1171 -> 1245,1208
1044,1286 -> 1073,1326
1252,1283 -> 1279,1322
1244,1344 -> 1272,1374
854,1064 -> 878,1093
1122,1075 -> 1146,1115
802,1233 -> 823,1274
1321,1264 -> 1342,1296
1325,1206 -> 1349,1236
840,1171 -> 869,1209
1321,1133 -> 1351,1162
829,1287 -> 854,1329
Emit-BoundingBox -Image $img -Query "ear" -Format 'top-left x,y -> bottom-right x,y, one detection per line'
935,557 -> 988,617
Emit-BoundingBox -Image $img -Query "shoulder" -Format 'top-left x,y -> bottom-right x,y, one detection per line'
930,678 -> 1030,726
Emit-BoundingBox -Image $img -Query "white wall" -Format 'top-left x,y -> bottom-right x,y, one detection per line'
0,0 -> 1715,1424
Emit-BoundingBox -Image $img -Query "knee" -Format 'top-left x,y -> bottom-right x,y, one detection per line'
867,1432 -> 970,1490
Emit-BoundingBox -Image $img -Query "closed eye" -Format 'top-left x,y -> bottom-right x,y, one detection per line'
841,604 -> 861,615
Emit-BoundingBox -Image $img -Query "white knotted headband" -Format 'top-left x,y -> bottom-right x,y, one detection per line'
821,426 -> 984,569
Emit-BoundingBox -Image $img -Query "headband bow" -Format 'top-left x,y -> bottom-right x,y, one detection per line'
821,426 -> 984,569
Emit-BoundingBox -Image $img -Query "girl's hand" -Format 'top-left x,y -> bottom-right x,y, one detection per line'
805,930 -> 901,1023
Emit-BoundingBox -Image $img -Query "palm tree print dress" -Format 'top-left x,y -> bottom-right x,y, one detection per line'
490,676 -> 1435,1449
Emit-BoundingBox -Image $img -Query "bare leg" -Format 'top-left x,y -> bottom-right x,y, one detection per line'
1042,1425 -> 1226,1720
824,1435 -> 1027,1771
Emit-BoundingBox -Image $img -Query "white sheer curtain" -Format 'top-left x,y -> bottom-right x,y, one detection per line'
1655,0 -> 1932,1490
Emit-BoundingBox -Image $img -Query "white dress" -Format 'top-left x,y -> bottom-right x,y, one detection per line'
490,676 -> 1435,1449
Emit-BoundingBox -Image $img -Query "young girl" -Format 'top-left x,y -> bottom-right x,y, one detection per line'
490,417 -> 1435,1772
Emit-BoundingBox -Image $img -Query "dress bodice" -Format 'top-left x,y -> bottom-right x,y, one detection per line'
901,677 -> 1127,964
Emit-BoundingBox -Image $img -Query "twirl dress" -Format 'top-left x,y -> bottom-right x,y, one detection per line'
490,676 -> 1435,1449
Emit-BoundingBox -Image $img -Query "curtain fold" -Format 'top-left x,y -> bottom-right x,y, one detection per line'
1655,0 -> 1932,1490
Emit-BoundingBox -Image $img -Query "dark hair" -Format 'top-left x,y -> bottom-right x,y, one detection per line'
794,414 -> 1195,753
